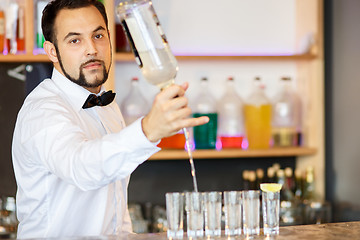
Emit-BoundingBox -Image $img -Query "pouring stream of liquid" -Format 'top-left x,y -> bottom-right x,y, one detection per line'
183,128 -> 198,192
160,82 -> 198,192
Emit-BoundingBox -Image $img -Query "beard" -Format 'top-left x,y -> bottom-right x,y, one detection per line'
55,45 -> 111,88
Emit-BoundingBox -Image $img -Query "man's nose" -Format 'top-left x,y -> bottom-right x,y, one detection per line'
86,39 -> 98,56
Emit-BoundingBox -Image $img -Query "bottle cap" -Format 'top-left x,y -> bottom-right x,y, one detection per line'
285,167 -> 293,177
307,166 -> 314,172
276,169 -> 285,178
242,170 -> 249,180
295,168 -> 302,178
248,171 -> 256,182
256,168 -> 264,178
272,163 -> 281,172
267,167 -> 275,178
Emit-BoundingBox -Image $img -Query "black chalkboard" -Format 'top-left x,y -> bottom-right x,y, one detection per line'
0,62 -> 52,196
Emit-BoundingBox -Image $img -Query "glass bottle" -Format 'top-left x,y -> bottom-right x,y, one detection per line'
242,170 -> 250,190
293,83 -> 303,146
217,76 -> 244,149
116,0 -> 178,90
120,77 -> 149,125
0,6 -> 5,54
5,2 -> 19,54
303,166 -> 315,201
115,12 -> 130,53
272,76 -> 302,147
276,169 -> 285,188
248,170 -> 257,190
277,169 -> 294,202
244,77 -> 272,149
36,1 -> 48,49
157,131 -> 186,149
285,167 -> 295,193
294,168 -> 303,200
192,77 -> 218,149
272,163 -> 281,178
16,6 -> 25,52
266,167 -> 275,183
255,168 -> 264,189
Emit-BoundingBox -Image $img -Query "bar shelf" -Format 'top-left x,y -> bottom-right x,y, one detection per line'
149,147 -> 317,160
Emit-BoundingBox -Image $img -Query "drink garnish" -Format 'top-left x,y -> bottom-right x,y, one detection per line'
260,183 -> 282,192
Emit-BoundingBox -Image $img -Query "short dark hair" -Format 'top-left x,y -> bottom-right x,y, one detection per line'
42,0 -> 109,44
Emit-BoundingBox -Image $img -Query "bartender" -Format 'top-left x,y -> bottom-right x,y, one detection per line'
11,0 -> 208,238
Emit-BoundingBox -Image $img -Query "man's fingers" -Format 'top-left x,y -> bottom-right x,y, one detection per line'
180,82 -> 189,91
160,84 -> 186,100
168,96 -> 188,111
181,116 -> 210,129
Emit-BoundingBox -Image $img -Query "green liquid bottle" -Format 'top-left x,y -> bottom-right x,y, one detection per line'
193,112 -> 218,149
193,77 -> 218,149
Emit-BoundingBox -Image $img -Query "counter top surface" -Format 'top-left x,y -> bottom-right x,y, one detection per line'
10,221 -> 360,240
111,221 -> 360,240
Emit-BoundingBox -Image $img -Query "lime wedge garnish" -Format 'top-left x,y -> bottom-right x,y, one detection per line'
260,183 -> 282,192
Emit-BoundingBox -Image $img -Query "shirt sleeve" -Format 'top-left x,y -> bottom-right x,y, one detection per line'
120,206 -> 133,234
15,101 -> 160,191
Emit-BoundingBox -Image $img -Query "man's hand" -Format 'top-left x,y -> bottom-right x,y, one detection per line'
142,82 -> 209,143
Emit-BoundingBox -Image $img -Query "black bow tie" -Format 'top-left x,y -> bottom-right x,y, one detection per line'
82,90 -> 116,109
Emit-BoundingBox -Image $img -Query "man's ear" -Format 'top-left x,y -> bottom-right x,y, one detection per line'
43,41 -> 59,63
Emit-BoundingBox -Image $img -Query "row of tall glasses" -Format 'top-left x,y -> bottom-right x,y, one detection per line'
166,190 -> 280,239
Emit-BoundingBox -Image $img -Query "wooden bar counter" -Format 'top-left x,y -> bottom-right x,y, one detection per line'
3,222 -> 359,239
118,222 -> 360,239
12,221 -> 353,240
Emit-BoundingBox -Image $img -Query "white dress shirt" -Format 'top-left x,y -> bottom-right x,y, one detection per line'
12,68 -> 160,239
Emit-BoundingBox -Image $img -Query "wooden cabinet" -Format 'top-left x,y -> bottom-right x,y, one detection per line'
1,0 -> 324,198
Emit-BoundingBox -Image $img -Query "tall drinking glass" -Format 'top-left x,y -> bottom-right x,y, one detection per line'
242,190 -> 260,236
165,192 -> 184,239
262,191 -> 280,235
203,191 -> 222,237
260,183 -> 282,235
185,192 -> 204,238
223,191 -> 242,236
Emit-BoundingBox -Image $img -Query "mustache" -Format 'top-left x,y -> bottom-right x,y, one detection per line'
81,59 -> 105,68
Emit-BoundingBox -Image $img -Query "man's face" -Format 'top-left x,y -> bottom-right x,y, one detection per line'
53,6 -> 112,92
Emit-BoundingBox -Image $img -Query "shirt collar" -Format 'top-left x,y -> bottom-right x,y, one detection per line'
51,68 -> 106,111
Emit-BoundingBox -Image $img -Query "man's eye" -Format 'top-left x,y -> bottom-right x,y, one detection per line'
70,39 -> 80,44
95,34 -> 103,39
